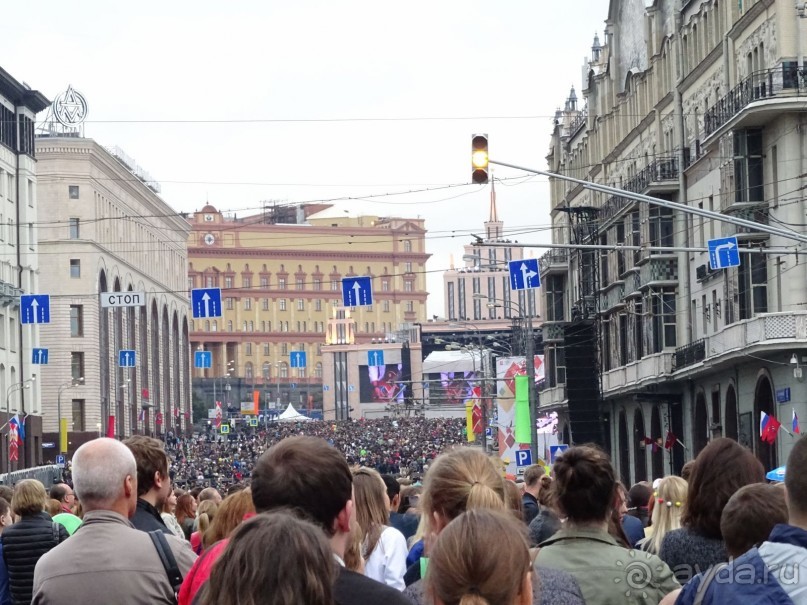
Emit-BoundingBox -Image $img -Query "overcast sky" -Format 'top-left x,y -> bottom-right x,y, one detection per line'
3,0 -> 606,315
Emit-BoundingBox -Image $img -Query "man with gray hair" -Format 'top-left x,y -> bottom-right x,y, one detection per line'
32,438 -> 196,604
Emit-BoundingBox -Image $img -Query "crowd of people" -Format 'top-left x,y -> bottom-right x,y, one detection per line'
0,422 -> 802,604
163,417 -> 466,490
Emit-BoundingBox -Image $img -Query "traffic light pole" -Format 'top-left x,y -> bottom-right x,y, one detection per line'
488,159 -> 807,245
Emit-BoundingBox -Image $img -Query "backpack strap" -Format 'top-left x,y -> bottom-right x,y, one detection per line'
51,522 -> 60,545
693,562 -> 728,605
149,530 -> 183,601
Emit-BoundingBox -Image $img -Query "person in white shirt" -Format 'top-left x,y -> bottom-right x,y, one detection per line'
352,467 -> 408,590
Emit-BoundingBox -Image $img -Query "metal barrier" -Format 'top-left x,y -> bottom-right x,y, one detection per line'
0,465 -> 62,487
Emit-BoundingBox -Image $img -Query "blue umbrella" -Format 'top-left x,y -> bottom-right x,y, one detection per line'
766,466 -> 786,482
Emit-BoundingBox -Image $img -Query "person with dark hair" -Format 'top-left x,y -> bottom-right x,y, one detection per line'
198,512 -> 335,605
658,438 -> 764,583
521,465 -> 544,524
627,482 -> 652,527
672,438 -> 807,604
48,483 -> 75,515
381,474 -> 418,541
123,435 -> 174,535
175,493 -> 197,540
528,476 -> 561,546
680,460 -> 696,482
535,446 -> 679,604
178,436 -> 410,605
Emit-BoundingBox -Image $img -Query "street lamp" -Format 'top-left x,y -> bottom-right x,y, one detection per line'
57,377 -> 84,456
473,292 -> 540,464
5,378 -> 34,469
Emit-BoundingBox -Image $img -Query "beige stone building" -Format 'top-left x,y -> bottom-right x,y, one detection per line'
546,0 -> 806,483
188,206 -> 429,414
36,138 -> 191,449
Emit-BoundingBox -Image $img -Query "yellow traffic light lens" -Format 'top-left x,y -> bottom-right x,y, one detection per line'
472,150 -> 489,169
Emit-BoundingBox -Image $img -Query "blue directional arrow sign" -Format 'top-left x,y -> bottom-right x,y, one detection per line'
290,351 -> 307,368
515,449 -> 533,467
118,349 -> 136,368
190,288 -> 222,319
368,350 -> 385,366
341,276 -> 373,307
549,444 -> 569,464
508,259 -> 541,290
194,351 -> 212,369
20,295 -> 50,324
708,236 -> 740,270
31,348 -> 48,365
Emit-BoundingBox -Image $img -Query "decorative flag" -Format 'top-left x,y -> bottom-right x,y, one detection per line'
138,408 -> 145,423
9,415 -> 24,443
760,411 -> 781,444
8,424 -> 18,462
465,401 -> 475,443
514,375 -> 531,444
106,416 -> 116,439
183,412 -> 190,419
664,431 -> 676,450
155,412 -> 163,426
793,409 -> 801,435
214,401 -> 222,429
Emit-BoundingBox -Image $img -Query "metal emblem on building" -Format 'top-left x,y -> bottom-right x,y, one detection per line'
52,85 -> 88,127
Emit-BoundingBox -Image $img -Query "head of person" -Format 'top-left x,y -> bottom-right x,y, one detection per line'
720,483 -> 788,558
352,467 -> 390,559
198,487 -> 222,505
123,435 -> 171,509
537,475 -> 555,508
399,485 -> 422,515
49,483 -> 76,510
421,447 -> 505,535
683,438 -> 764,539
552,445 -> 615,526
523,465 -> 544,497
0,497 -> 12,533
427,509 -> 532,605
11,479 -> 48,518
381,474 -> 401,512
0,485 -> 13,505
162,488 -> 178,515
680,460 -> 696,482
503,479 -> 524,520
175,493 -> 196,524
628,482 -> 652,513
251,436 -> 353,552
203,488 -> 256,549
199,512 -> 336,605
784,435 -> 807,527
46,499 -> 62,517
71,438 -> 138,518
641,476 -> 688,554
197,500 -> 218,537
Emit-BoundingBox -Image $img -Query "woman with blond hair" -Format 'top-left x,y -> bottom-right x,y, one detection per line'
639,476 -> 687,554
190,500 -> 218,555
202,488 -> 255,550
353,467 -> 408,590
404,447 -> 584,605
427,509 -> 533,605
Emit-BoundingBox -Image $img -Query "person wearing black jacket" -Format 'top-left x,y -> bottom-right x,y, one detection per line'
2,479 -> 68,604
521,465 -> 544,525
123,436 -> 174,535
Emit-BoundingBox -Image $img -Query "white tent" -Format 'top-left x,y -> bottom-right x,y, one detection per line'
276,403 -> 312,423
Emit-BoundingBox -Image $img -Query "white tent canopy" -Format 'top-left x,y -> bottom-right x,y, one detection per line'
422,349 -> 482,374
276,403 -> 312,422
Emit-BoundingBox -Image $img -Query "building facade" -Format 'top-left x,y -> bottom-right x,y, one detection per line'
546,0 -> 806,483
0,67 -> 49,470
188,205 -> 429,416
36,138 -> 192,450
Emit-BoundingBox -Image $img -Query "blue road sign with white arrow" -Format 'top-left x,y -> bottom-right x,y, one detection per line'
194,351 -> 212,369
21,295 -> 50,324
708,236 -> 740,270
368,350 -> 384,366
341,276 -> 373,307
190,288 -> 222,318
508,259 -> 541,290
515,449 -> 533,467
31,348 -> 48,365
119,349 -> 136,368
550,444 -> 569,463
290,351 -> 307,368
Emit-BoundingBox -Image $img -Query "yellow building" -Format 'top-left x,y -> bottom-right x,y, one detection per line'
188,203 -> 429,414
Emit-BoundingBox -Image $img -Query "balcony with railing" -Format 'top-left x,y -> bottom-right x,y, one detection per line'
602,352 -> 673,396
672,339 -> 706,370
539,248 -> 569,277
704,65 -> 805,138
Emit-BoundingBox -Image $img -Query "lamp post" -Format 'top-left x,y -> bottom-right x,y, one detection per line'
5,378 -> 34,470
57,377 -> 84,456
474,293 -> 540,464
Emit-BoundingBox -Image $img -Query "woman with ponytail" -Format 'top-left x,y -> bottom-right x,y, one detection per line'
403,447 -> 583,605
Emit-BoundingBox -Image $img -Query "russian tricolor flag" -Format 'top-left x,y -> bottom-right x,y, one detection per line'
793,408 -> 801,435
761,411 -> 782,444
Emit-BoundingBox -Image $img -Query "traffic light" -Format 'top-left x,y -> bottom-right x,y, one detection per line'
471,134 -> 489,184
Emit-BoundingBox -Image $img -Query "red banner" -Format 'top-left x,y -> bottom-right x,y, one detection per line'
156,412 -> 163,425
106,416 -> 116,439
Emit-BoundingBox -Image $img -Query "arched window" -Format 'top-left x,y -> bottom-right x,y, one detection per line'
245,362 -> 253,380
205,321 -> 210,331
403,240 -> 412,252
315,362 -> 323,378
211,320 -> 217,332
227,320 -> 233,332
262,362 -> 271,379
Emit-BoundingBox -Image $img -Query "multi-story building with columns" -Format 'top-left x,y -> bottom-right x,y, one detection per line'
0,67 -> 49,470
36,137 -> 191,450
188,204 -> 429,416
545,0 -> 806,483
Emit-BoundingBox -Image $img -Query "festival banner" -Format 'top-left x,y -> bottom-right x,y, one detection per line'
496,355 -> 545,475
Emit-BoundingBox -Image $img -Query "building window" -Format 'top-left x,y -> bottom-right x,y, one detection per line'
226,297 -> 234,310
72,399 -> 85,431
71,352 -> 84,381
315,362 -> 323,378
739,250 -> 768,318
648,206 -> 674,248
382,279 -> 390,291
313,279 -> 322,291
279,299 -> 287,311
262,298 -> 269,311
315,299 -> 322,312
281,343 -> 288,356
545,275 -> 565,322
405,262 -> 413,273
297,299 -> 305,311
242,276 -> 251,289
245,343 -> 253,356
447,282 -> 455,320
262,362 -> 271,379
280,363 -> 289,378
403,240 -> 412,252
279,278 -> 287,289
733,129 -> 764,204
651,291 -> 677,352
227,320 -> 233,331
406,301 -> 414,312
383,300 -> 390,313
68,185 -> 79,199
296,278 -> 304,290
69,218 -> 80,239
330,280 -> 339,291
70,259 -> 81,278
260,276 -> 269,288
404,281 -> 413,292
205,276 -> 214,288
245,362 -> 253,379
263,343 -> 270,355
70,305 -> 83,337
225,276 -> 233,289
211,320 -> 218,332
457,279 -> 466,320
244,298 -> 252,310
